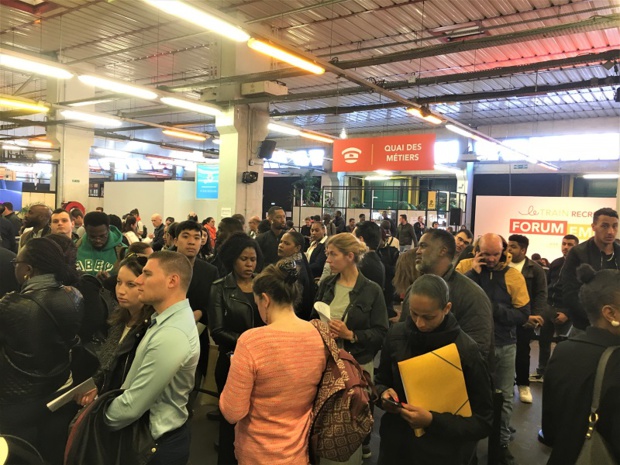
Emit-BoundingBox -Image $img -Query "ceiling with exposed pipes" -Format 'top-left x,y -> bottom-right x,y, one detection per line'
0,0 -> 619,163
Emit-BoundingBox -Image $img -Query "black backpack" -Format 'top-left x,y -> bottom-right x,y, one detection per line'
377,239 -> 399,278
72,274 -> 117,382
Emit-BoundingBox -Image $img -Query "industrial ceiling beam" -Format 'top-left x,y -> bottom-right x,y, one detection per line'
269,78 -> 620,118
164,14 -> 620,91
229,50 -> 620,106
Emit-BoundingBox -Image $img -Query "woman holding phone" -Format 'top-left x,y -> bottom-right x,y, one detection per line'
375,274 -> 493,465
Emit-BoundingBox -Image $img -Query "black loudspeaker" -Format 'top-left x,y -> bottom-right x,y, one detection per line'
257,139 -> 277,159
242,171 -> 258,184
449,207 -> 462,226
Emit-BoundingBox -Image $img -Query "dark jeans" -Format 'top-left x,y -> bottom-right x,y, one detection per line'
515,325 -> 534,386
215,352 -> 238,465
0,394 -> 78,465
537,317 -> 555,374
148,423 -> 191,465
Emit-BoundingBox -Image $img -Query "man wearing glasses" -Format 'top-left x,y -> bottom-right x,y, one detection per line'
453,228 -> 474,267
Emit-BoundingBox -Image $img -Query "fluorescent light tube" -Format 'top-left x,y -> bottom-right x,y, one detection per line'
160,97 -> 221,116
583,173 -> 619,179
406,107 -> 442,125
78,75 -> 158,100
0,53 -> 73,79
247,39 -> 325,75
268,123 -> 301,136
375,170 -> 393,176
143,0 -> 250,42
162,129 -> 207,141
29,139 -> 53,148
0,97 -> 49,113
68,98 -> 115,107
35,153 -> 53,160
365,176 -> 390,181
300,132 -> 334,143
61,110 -> 123,128
446,124 -> 484,142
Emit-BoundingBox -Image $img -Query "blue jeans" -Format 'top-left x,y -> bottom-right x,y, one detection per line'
493,344 -> 517,445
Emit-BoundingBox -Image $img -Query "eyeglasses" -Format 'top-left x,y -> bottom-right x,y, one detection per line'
10,258 -> 25,267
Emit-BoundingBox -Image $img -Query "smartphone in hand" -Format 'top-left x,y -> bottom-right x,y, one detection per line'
383,397 -> 403,409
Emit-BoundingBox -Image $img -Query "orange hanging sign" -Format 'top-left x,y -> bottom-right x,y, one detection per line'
332,134 -> 435,172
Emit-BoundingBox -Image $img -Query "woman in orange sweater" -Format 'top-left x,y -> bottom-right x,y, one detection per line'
220,261 -> 327,465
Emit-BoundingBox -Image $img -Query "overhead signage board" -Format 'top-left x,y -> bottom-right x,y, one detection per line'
332,134 -> 435,172
196,163 -> 219,200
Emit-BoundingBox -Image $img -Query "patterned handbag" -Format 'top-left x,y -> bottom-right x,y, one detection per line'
308,320 -> 375,463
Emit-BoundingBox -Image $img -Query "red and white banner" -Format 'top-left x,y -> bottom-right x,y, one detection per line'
475,196 -> 617,261
332,134 -> 435,172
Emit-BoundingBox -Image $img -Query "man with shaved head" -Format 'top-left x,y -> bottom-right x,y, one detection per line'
149,213 -> 165,251
18,204 -> 52,249
457,233 -> 530,465
248,215 -> 260,239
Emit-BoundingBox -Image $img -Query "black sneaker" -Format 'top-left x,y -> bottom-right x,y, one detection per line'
498,445 -> 516,465
529,373 -> 544,383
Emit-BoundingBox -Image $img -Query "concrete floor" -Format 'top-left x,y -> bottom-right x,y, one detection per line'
188,342 -> 553,465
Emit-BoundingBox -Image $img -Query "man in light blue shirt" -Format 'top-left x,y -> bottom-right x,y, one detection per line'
105,251 -> 200,465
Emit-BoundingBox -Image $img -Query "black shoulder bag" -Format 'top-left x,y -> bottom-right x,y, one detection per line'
575,346 -> 620,465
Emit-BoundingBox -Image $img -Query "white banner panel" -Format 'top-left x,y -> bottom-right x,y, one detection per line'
475,196 -> 617,261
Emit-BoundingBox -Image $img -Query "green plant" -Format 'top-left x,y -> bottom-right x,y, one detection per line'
292,170 -> 320,206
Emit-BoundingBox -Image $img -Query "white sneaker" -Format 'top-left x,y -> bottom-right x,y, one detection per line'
518,385 -> 533,403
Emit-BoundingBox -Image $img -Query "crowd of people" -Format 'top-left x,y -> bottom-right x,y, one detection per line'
0,201 -> 618,465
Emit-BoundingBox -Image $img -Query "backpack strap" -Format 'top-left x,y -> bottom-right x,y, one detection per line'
585,345 -> 620,440
590,346 -> 620,413
311,319 -> 340,361
21,292 -> 78,351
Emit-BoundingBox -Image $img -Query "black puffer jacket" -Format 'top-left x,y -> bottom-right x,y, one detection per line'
0,274 -> 84,402
207,273 -> 263,354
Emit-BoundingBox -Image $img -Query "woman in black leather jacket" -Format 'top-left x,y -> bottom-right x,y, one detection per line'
375,274 -> 493,465
0,237 -> 84,464
315,232 -> 388,465
207,232 -> 264,465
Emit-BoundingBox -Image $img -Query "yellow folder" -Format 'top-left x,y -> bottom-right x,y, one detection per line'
398,343 -> 471,435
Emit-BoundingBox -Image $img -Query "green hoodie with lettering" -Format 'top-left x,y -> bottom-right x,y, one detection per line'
77,225 -> 125,276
